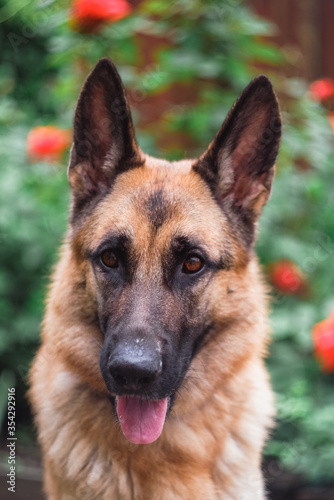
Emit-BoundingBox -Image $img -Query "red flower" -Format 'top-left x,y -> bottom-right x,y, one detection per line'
27,126 -> 72,162
309,78 -> 334,102
269,259 -> 307,295
70,0 -> 132,32
313,312 -> 334,373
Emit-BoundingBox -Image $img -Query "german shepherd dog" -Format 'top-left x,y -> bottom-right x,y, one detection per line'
29,58 -> 281,499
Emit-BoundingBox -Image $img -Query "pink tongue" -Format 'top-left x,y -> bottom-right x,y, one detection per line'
116,396 -> 168,444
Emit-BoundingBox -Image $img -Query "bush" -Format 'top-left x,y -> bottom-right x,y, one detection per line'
0,0 -> 333,482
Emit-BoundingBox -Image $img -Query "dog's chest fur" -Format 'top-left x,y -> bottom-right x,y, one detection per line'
32,337 -> 274,500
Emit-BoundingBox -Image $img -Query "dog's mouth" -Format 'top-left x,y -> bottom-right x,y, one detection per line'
115,395 -> 169,444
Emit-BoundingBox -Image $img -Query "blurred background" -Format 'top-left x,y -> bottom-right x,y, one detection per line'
0,0 -> 334,498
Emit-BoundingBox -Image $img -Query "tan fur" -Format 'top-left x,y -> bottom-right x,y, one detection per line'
29,156 -> 275,500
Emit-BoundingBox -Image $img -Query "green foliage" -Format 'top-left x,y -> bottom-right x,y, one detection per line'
258,96 -> 334,480
0,0 -> 333,482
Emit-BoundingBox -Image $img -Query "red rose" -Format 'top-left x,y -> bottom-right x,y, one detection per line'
27,126 -> 72,162
313,312 -> 334,373
269,259 -> 307,295
309,78 -> 334,102
70,0 -> 132,33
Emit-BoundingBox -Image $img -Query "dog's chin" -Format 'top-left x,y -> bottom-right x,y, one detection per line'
108,393 -> 176,445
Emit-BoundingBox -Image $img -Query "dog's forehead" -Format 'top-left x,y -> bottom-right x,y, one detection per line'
83,156 -> 231,254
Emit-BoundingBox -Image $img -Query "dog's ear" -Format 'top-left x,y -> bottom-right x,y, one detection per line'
68,58 -> 142,215
193,75 -> 281,248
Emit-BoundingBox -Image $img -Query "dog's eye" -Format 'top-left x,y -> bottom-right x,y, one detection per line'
182,255 -> 203,274
101,250 -> 119,268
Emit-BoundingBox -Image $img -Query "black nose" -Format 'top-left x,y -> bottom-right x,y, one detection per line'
108,347 -> 162,392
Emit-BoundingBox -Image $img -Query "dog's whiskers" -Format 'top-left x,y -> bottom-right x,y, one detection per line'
92,337 -> 103,348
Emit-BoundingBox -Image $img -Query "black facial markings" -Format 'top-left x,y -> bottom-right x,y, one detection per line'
159,234 -> 231,294
171,235 -> 232,272
217,253 -> 233,271
89,232 -> 130,262
191,323 -> 214,359
144,188 -> 173,230
171,236 -> 208,263
88,232 -> 138,289
90,229 -> 234,403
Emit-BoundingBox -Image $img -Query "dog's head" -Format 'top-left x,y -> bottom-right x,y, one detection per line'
68,58 -> 281,444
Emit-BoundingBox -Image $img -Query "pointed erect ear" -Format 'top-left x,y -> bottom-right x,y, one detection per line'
193,75 -> 282,248
68,58 -> 143,217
